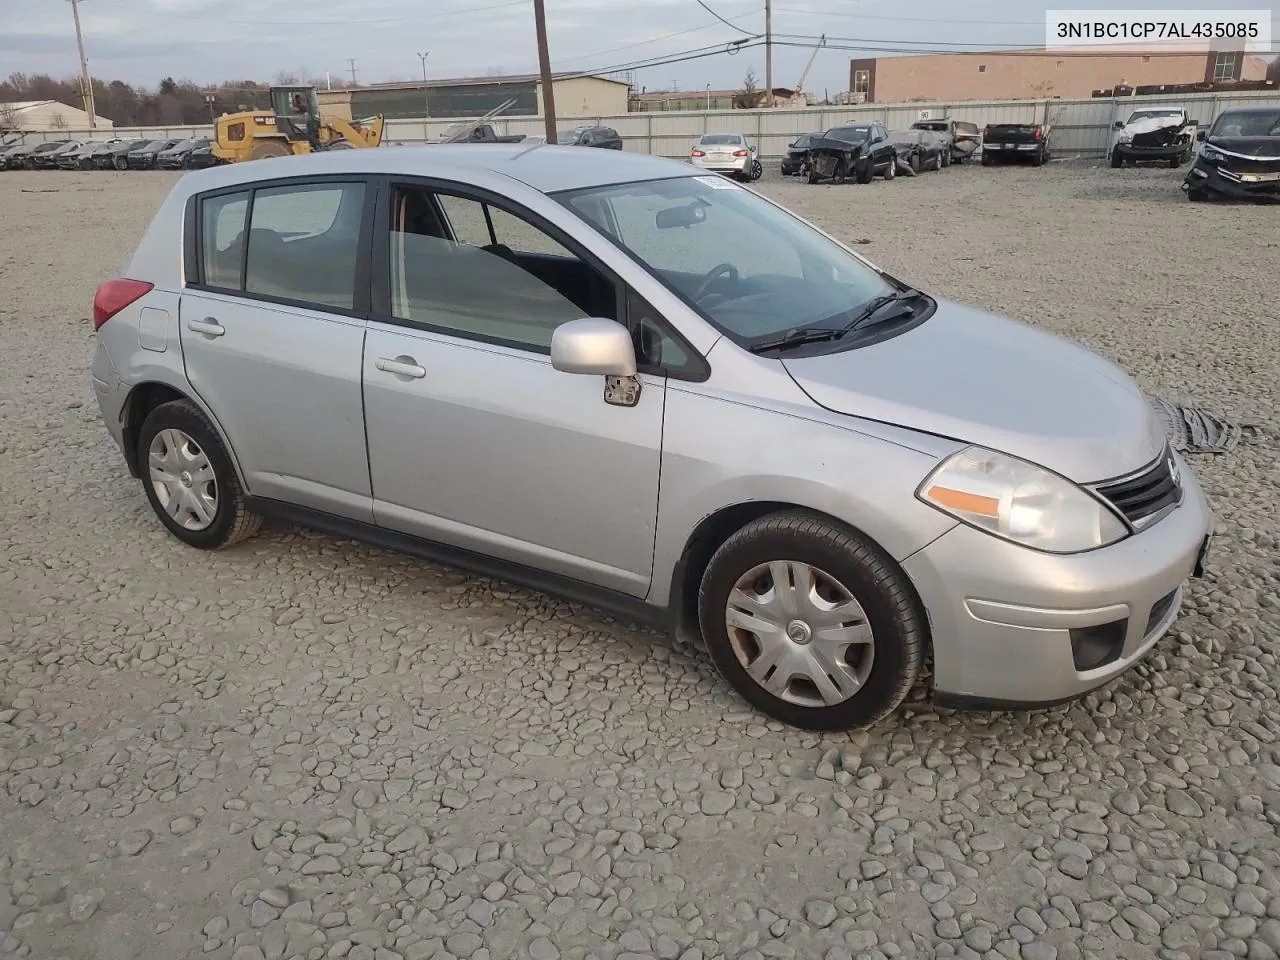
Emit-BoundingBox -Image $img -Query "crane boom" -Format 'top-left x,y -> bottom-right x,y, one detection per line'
793,34 -> 825,98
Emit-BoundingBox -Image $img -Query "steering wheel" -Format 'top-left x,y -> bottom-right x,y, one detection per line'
692,262 -> 739,302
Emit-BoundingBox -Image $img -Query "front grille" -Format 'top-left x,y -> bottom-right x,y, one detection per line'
1094,447 -> 1181,528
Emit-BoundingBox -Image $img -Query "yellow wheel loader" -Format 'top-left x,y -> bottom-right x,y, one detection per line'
211,86 -> 384,163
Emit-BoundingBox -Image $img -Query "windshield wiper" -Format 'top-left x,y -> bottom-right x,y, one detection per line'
843,287 -> 923,332
747,326 -> 848,354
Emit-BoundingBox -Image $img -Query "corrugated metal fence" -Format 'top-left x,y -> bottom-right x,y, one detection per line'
17,90 -> 1280,160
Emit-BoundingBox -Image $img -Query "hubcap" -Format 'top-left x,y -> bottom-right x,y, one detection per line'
725,561 -> 875,708
148,428 -> 217,531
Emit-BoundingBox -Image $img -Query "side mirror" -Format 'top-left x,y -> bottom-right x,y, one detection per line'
1113,120 -> 1124,129
551,318 -> 636,377
1196,130 -> 1206,141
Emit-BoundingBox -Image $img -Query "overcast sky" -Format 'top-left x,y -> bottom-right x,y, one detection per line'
2,0 -> 1276,95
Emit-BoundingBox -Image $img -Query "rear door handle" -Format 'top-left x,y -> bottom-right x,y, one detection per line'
375,356 -> 426,379
187,317 -> 225,337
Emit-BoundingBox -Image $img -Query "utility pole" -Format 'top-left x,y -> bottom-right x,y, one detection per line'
764,0 -> 773,108
417,51 -> 431,118
533,0 -> 557,143
67,0 -> 96,128
346,58 -> 359,86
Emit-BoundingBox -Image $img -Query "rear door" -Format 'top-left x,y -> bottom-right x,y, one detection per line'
180,177 -> 376,521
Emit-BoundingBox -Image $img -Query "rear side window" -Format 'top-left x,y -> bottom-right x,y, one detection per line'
244,182 -> 366,311
201,191 -> 250,290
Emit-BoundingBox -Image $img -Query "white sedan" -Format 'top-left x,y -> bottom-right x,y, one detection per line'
689,133 -> 762,180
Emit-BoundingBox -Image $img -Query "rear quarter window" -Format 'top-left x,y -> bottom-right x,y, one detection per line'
201,191 -> 250,290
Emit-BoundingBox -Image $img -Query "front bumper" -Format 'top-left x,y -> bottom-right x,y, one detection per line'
689,155 -> 749,175
1184,161 -> 1280,199
1114,142 -> 1183,161
903,454 -> 1213,708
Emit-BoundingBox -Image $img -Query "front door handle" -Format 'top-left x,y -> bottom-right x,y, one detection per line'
187,317 -> 225,337
375,356 -> 426,379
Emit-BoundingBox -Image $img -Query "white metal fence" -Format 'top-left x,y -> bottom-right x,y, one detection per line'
13,90 -> 1280,160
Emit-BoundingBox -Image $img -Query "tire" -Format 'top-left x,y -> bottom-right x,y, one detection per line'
325,140 -> 355,151
113,155 -> 127,170
1187,187 -> 1208,202
696,511 -> 926,731
910,153 -> 921,174
941,150 -> 951,168
750,159 -> 763,181
1169,156 -> 1182,169
182,153 -> 194,170
981,151 -> 994,166
250,141 -> 291,160
883,156 -> 895,180
1031,147 -> 1045,167
1110,150 -> 1123,168
807,167 -> 819,185
137,399 -> 262,550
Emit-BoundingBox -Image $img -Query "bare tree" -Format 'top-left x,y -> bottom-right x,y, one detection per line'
734,67 -> 761,109
0,103 -> 18,134
50,111 -> 69,131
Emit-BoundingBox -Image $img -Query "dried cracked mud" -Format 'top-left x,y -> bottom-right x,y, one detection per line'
1,162 -> 1279,960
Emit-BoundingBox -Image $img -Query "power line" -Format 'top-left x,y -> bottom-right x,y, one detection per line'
775,6 -> 1049,26
696,0 -> 757,37
771,36 -> 1276,58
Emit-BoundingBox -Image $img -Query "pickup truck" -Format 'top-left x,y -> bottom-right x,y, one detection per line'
461,123 -> 526,144
1109,107 -> 1197,168
909,118 -> 981,165
981,122 -> 1051,166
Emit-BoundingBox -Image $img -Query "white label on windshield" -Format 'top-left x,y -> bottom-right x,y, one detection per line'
695,175 -> 739,190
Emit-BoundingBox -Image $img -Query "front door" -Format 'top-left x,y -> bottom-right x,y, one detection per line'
181,179 -> 373,520
361,184 -> 664,596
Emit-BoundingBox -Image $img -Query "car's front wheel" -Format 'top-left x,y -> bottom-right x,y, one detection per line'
113,155 -> 128,170
697,511 -> 926,731
137,399 -> 262,550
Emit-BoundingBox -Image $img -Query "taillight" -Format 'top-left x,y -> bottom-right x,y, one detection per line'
691,149 -> 705,157
1034,125 -> 1044,140
733,149 -> 748,157
92,278 -> 154,331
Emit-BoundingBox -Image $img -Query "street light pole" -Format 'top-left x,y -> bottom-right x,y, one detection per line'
67,0 -> 96,128
533,0 -> 558,143
417,51 -> 430,119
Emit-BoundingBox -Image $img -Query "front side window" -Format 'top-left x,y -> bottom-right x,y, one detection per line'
559,176 -> 898,348
388,186 -> 616,351
243,182 -> 365,310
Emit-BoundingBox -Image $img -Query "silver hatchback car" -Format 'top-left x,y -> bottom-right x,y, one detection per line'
91,145 -> 1213,730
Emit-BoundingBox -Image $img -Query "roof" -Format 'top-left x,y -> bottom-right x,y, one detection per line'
171,143 -> 701,195
359,73 -> 631,91
634,87 -> 796,101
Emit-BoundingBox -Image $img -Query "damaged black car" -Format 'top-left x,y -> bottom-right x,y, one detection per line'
805,122 -> 897,185
1184,106 -> 1280,202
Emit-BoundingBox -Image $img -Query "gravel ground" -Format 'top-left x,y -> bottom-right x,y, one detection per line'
2,162 -> 1279,960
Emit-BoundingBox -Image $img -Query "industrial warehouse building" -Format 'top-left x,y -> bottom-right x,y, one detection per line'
0,99 -> 113,132
848,48 -> 1271,102
317,73 -> 631,120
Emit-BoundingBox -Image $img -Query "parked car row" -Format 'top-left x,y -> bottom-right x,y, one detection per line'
783,118 -> 982,183
0,137 -> 221,171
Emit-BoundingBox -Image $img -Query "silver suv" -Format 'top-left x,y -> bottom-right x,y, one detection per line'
91,146 -> 1212,730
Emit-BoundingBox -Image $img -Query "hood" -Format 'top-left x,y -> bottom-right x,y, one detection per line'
809,136 -> 866,155
1206,136 -> 1280,160
780,300 -> 1163,482
1123,115 -> 1187,137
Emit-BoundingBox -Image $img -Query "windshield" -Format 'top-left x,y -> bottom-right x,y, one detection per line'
914,122 -> 946,132
826,126 -> 871,141
561,126 -> 590,140
792,134 -> 814,147
1211,110 -> 1280,138
558,175 -> 898,347
699,134 -> 744,145
1128,110 -> 1183,124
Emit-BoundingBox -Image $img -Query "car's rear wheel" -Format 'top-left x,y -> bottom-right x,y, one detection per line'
113,156 -> 128,170
137,400 -> 261,550
981,151 -> 994,166
697,512 -> 925,731
1168,156 -> 1182,169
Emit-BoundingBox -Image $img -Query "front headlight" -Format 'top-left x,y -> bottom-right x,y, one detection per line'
1117,132 -> 1133,144
917,447 -> 1128,553
1201,146 -> 1225,164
